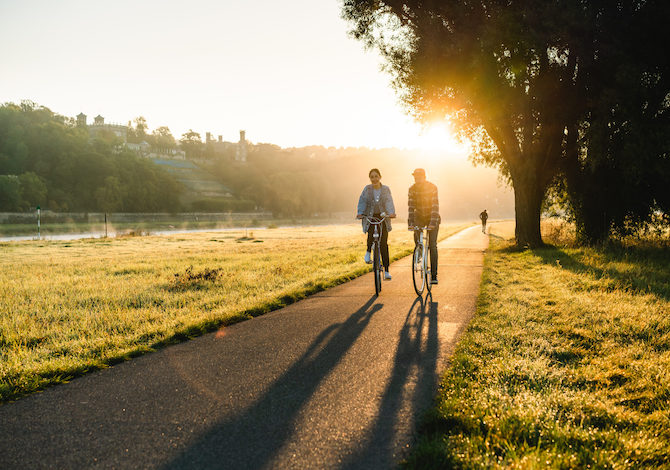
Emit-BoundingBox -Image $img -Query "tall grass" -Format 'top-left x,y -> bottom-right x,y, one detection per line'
405,222 -> 670,468
0,223 -> 470,403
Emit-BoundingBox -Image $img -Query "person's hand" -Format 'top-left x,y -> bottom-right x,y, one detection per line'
388,213 -> 397,218
356,214 -> 364,219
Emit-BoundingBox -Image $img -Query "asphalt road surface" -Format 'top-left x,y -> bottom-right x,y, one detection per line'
0,225 -> 489,469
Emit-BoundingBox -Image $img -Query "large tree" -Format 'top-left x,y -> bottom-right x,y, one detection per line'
342,0 -> 668,247
558,2 -> 670,243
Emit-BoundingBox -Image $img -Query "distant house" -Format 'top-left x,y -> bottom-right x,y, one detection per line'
76,112 -> 242,162
125,141 -> 151,155
204,130 -> 248,162
236,130 -> 248,162
146,148 -> 186,160
77,113 -> 128,141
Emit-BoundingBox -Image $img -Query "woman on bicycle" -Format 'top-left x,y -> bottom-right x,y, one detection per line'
356,168 -> 396,280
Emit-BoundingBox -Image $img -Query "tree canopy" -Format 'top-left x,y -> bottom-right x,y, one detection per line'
343,0 -> 670,246
0,102 -> 183,212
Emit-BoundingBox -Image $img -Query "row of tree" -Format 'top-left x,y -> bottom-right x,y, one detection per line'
0,100 -> 513,219
343,0 -> 670,245
126,116 -> 179,155
0,102 -> 182,212
204,143 -> 512,219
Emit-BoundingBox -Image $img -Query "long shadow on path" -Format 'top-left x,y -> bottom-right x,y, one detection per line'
341,295 -> 439,469
163,297 -> 382,469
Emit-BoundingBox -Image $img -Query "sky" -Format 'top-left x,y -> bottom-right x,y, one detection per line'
0,0 -> 470,154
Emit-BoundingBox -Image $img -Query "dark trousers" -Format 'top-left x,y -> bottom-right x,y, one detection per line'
367,221 -> 389,270
414,226 -> 439,279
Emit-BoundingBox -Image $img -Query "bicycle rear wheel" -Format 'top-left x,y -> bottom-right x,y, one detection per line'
373,243 -> 382,295
412,244 -> 425,295
425,245 -> 432,294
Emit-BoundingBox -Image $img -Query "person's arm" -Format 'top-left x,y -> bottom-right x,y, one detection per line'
429,185 -> 440,229
356,186 -> 368,218
384,186 -> 396,218
407,186 -> 415,228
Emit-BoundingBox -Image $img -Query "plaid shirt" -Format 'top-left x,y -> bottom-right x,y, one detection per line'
408,181 -> 440,228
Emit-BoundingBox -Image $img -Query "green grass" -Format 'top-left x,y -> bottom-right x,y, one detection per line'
0,222 -> 470,403
405,223 -> 670,469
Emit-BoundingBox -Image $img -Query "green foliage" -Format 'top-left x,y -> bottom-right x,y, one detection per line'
170,265 -> 223,291
94,176 -> 123,213
150,126 -> 176,153
0,101 -> 183,212
17,171 -> 47,209
342,1 -> 670,246
0,175 -> 21,211
179,129 -> 203,159
405,230 -> 670,468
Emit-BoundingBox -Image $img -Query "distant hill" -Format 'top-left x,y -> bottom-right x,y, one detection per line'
1,101 -> 514,218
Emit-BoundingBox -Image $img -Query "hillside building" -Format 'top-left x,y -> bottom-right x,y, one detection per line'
77,113 -> 128,141
235,130 -> 247,162
77,112 -> 245,162
204,130 -> 248,163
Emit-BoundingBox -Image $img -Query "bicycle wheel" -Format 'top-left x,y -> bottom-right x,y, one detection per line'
412,244 -> 425,295
424,243 -> 432,293
373,243 -> 382,295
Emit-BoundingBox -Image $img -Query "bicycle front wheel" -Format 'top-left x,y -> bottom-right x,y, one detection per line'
412,245 -> 425,295
373,244 -> 382,295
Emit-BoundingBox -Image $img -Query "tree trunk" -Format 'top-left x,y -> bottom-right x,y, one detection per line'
574,196 -> 611,245
510,164 -> 544,248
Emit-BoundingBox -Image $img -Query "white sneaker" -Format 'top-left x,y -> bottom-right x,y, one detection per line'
364,251 -> 372,264
384,271 -> 392,280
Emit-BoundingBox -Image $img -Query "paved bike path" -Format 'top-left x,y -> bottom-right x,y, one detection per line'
0,225 -> 489,469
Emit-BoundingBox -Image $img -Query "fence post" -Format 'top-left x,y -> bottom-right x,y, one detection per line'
36,206 -> 41,240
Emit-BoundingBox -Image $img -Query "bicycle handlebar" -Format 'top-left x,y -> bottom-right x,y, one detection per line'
363,214 -> 387,224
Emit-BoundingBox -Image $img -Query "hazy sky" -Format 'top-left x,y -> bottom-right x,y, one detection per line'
0,0 -> 468,153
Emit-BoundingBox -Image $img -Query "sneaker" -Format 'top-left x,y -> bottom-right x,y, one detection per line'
384,271 -> 392,280
364,251 -> 371,264
431,277 -> 438,285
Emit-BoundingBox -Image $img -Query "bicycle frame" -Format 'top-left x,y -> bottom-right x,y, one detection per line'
365,215 -> 386,295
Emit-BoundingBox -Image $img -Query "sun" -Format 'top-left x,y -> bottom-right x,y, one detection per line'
412,122 -> 470,155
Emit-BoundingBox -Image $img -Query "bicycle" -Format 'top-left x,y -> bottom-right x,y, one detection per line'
365,214 -> 387,295
410,226 -> 432,296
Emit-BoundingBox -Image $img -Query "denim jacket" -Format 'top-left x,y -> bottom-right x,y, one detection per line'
357,184 -> 395,233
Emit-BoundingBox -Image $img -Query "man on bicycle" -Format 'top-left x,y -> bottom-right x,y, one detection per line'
408,168 -> 440,284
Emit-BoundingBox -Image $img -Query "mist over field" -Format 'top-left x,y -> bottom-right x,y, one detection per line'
0,102 -> 513,223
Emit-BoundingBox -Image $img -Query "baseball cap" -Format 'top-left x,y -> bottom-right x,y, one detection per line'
412,168 -> 425,176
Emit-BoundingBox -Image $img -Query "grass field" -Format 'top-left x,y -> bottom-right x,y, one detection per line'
0,222 -> 470,403
405,221 -> 670,469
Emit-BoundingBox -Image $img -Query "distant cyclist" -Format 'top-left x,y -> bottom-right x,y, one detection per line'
356,168 -> 396,280
408,168 -> 440,285
479,209 -> 488,233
